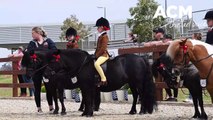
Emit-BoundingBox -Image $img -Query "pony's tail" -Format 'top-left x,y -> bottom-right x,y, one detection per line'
141,58 -> 157,114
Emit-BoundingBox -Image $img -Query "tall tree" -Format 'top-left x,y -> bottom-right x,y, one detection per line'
127,0 -> 165,42
60,15 -> 90,41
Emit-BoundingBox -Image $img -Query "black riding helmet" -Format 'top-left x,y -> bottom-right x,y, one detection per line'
66,27 -> 77,37
204,10 -> 213,19
95,17 -> 110,29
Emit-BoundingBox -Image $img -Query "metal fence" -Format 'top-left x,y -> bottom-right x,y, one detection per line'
162,8 -> 213,41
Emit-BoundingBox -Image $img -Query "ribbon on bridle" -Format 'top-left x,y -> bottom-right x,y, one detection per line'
53,54 -> 61,62
179,45 -> 190,65
180,45 -> 188,54
158,63 -> 165,70
30,54 -> 37,62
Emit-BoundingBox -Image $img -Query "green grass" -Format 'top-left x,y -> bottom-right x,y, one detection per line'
0,75 -> 12,97
163,88 -> 212,104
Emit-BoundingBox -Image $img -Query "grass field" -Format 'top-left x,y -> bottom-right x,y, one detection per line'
0,75 -> 211,103
0,75 -> 12,97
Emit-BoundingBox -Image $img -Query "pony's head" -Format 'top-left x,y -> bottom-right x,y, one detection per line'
21,49 -> 49,78
43,49 -> 90,79
166,39 -> 194,66
43,49 -> 64,79
152,54 -> 178,88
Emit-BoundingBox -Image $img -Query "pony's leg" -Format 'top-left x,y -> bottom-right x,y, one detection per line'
52,89 -> 59,114
129,86 -> 138,114
197,90 -> 208,119
44,83 -> 58,114
93,88 -> 100,111
190,92 -> 200,118
78,97 -> 85,112
81,88 -> 94,117
58,89 -> 66,115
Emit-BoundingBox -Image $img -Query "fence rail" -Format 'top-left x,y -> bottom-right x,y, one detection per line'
0,57 -> 32,97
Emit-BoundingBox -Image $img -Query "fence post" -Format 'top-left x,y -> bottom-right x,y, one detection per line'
153,52 -> 163,101
12,59 -> 18,97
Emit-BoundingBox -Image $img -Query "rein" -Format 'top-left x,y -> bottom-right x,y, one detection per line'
49,55 -> 88,78
30,64 -> 48,76
194,54 -> 213,64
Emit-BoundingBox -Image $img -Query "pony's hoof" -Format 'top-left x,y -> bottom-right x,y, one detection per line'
129,110 -> 137,115
94,108 -> 99,111
61,111 -> 66,115
53,110 -> 59,114
200,114 -> 208,120
86,115 -> 93,117
78,108 -> 84,112
81,112 -> 86,116
139,111 -> 144,115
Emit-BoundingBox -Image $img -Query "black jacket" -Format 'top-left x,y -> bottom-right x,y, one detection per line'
206,29 -> 213,45
27,38 -> 57,51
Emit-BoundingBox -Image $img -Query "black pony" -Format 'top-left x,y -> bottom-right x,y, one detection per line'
152,54 -> 207,119
44,49 -> 157,117
21,49 -> 95,115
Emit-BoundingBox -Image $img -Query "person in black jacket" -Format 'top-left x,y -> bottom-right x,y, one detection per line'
27,27 -> 57,113
204,10 -> 213,45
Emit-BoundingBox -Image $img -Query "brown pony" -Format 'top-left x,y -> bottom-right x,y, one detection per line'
166,39 -> 213,102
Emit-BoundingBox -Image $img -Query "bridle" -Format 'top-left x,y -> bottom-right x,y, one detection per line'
157,63 -> 178,88
27,54 -> 48,76
179,44 -> 213,82
45,54 -> 88,78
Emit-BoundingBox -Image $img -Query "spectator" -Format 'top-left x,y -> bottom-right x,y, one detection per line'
192,33 -> 202,41
144,27 -> 165,47
22,75 -> 34,97
163,34 -> 173,45
204,10 -> 213,44
8,46 -> 26,97
144,29 -> 178,101
124,32 -> 138,45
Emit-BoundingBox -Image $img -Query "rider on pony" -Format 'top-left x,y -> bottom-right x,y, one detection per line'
94,17 -> 110,86
66,27 -> 80,49
204,10 -> 213,45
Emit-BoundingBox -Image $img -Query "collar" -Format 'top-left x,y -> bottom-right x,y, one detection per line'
98,31 -> 107,37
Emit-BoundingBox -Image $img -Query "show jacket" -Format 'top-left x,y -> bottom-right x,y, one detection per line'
66,40 -> 79,49
95,32 -> 109,58
206,28 -> 213,45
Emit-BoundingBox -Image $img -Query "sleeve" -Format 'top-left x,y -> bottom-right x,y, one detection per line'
27,41 -> 36,51
95,35 -> 109,57
46,38 -> 57,50
13,52 -> 24,57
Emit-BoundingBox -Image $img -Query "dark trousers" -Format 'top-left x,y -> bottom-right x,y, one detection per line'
165,88 -> 178,98
32,73 -> 53,108
23,75 -> 34,96
18,75 -> 26,95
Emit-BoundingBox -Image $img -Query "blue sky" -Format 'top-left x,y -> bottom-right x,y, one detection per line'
0,0 -> 213,60
0,0 -> 212,25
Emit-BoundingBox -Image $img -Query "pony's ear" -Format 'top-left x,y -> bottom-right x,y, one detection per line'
179,38 -> 188,46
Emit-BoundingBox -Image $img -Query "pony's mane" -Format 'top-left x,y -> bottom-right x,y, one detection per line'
190,40 -> 213,56
166,39 -> 182,60
61,49 -> 89,56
